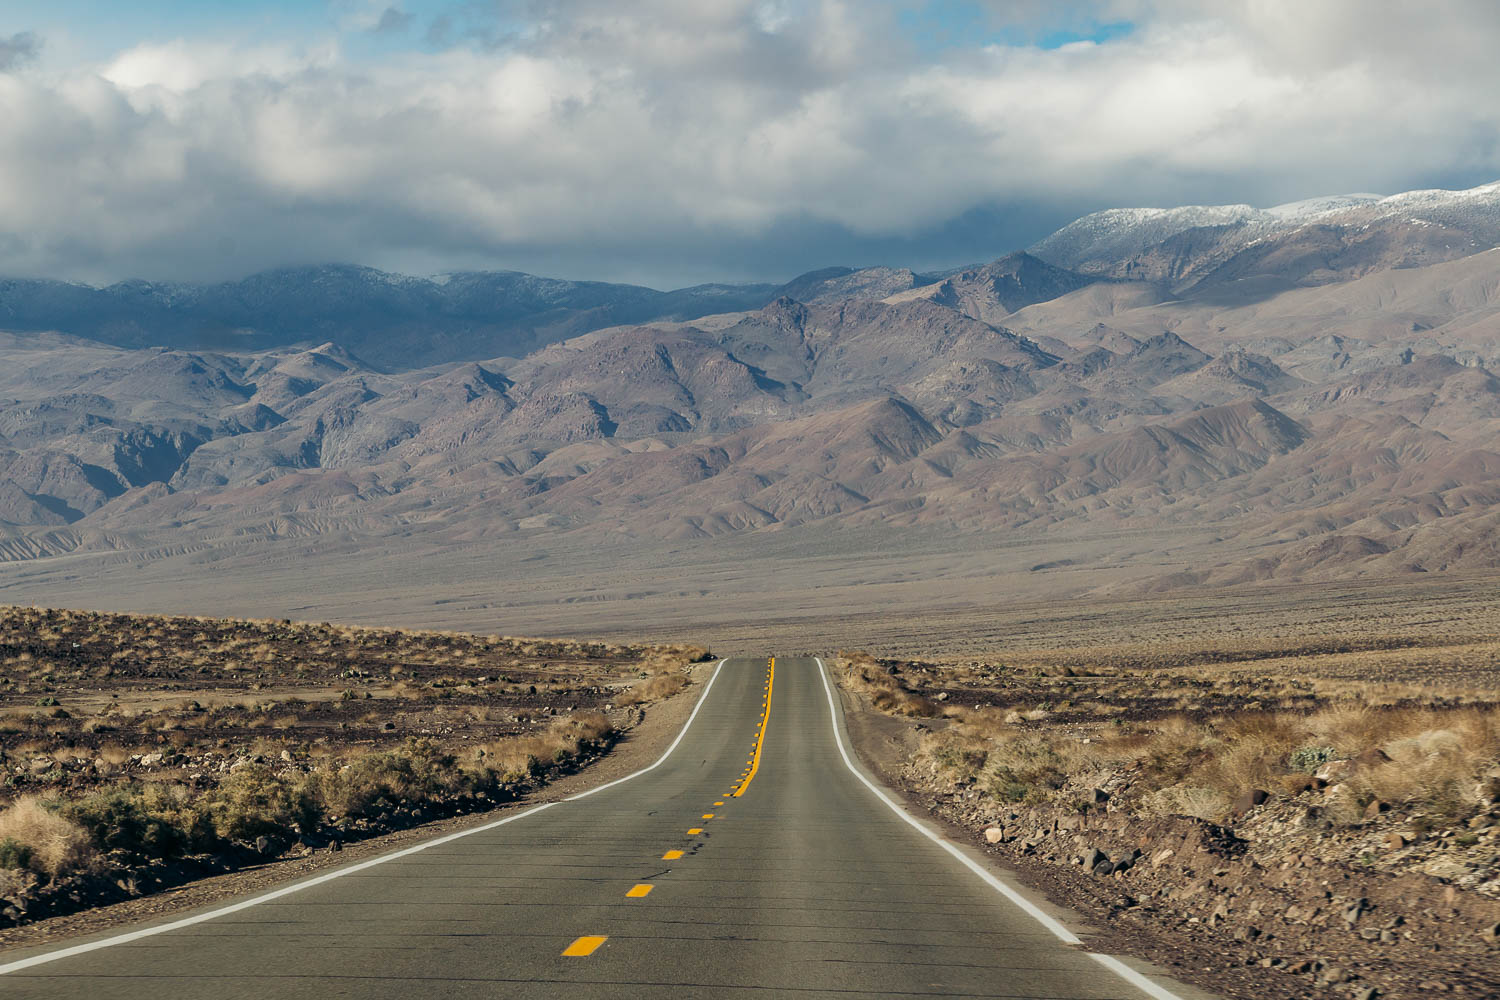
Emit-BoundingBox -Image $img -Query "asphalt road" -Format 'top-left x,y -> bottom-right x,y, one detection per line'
0,657 -> 1198,999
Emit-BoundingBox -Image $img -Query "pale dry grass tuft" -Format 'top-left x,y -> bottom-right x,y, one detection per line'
616,673 -> 688,706
0,796 -> 97,877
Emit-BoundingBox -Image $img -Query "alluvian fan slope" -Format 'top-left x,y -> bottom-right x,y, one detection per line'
5,180 -> 1500,619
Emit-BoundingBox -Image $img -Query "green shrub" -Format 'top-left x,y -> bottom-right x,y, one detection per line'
62,784 -> 211,860
0,837 -> 33,871
315,739 -> 480,820
202,765 -> 316,847
1289,745 -> 1337,772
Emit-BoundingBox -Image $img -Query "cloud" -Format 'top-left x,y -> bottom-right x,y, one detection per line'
0,1 -> 1498,286
0,31 -> 41,72
373,7 -> 415,34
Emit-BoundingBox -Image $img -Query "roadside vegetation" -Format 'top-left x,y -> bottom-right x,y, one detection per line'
838,640 -> 1500,832
0,606 -> 708,924
837,637 -> 1500,1000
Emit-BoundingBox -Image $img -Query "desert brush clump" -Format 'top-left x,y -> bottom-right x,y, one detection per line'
616,673 -> 689,706
61,783 -> 212,861
910,702 -> 1500,825
0,713 -> 619,882
0,796 -> 96,877
853,639 -> 1500,829
476,713 -> 614,782
838,651 -> 940,718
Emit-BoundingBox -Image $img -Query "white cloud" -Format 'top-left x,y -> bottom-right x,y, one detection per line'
0,0 -> 1497,285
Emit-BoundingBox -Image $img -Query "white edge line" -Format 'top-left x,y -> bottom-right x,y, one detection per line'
0,658 -> 728,977
814,657 -> 1190,1000
1089,952 -> 1193,1000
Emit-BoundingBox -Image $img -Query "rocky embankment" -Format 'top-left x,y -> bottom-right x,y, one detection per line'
906,755 -> 1500,999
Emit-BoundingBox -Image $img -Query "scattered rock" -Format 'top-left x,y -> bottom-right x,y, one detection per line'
983,826 -> 1004,844
1317,964 -> 1350,985
1343,897 -> 1370,926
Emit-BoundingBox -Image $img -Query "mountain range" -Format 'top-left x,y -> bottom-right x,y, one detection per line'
4,180 -> 1500,634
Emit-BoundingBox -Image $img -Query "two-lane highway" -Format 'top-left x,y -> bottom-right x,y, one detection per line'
0,657 -> 1199,998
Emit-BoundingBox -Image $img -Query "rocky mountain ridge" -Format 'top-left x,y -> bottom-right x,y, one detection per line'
4,179 -> 1500,615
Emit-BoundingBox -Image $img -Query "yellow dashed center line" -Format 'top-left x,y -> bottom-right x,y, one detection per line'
734,656 -> 774,798
562,936 -> 607,957
626,884 -> 654,898
662,850 -> 684,860
702,813 -> 715,819
687,828 -> 702,835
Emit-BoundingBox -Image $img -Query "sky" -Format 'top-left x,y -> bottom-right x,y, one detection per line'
1,0 -> 1499,288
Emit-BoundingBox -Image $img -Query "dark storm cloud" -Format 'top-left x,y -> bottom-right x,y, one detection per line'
1,2 -> 1498,287
0,31 -> 41,71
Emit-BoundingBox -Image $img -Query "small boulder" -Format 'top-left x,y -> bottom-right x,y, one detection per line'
1383,831 -> 1410,850
983,826 -> 1004,844
1317,965 -> 1349,986
1363,799 -> 1389,819
1085,847 -> 1107,870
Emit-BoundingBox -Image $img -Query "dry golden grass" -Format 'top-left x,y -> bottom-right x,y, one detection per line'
0,797 -> 96,877
616,673 -> 689,706
852,618 -> 1500,828
838,651 -> 941,718
475,712 -> 614,782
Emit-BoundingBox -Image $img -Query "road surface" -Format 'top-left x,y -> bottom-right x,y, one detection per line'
0,656 -> 1201,998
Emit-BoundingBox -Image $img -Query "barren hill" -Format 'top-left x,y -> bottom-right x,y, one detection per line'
4,180 -> 1500,632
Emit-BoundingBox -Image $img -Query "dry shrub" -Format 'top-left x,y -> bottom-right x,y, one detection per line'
0,796 -> 96,877
317,742 -> 468,822
638,644 -> 710,674
204,765 -> 316,846
616,673 -> 688,706
1143,785 -> 1231,822
839,651 -> 940,718
62,783 -> 211,860
477,713 -> 615,783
